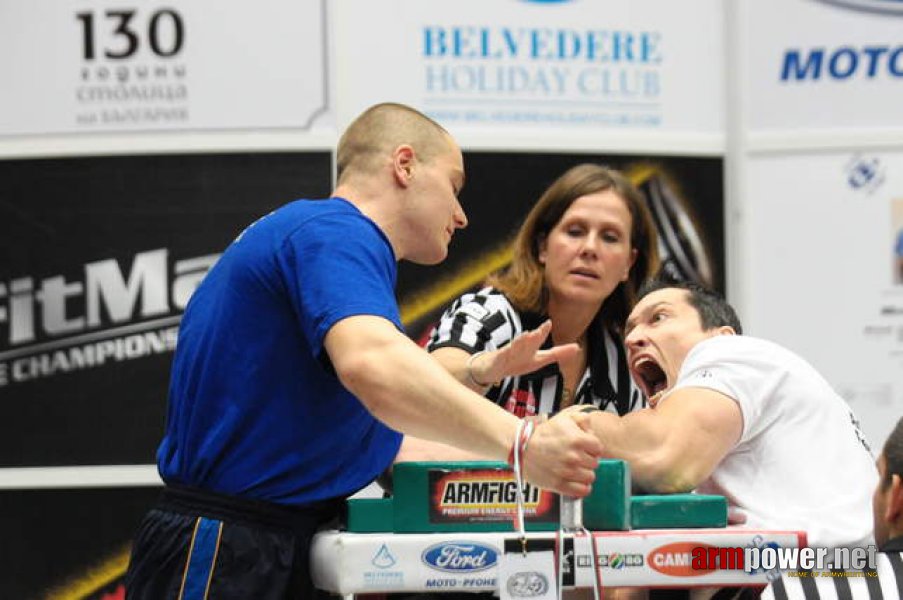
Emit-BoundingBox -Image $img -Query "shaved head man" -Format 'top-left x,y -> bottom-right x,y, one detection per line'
125,103 -> 602,600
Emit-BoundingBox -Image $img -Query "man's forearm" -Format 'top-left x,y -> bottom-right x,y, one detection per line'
327,315 -> 519,461
585,409 -> 697,493
583,387 -> 742,493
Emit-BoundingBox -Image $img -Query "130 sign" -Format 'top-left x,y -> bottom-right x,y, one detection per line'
75,9 -> 185,60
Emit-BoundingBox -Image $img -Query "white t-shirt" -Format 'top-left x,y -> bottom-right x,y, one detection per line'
668,335 -> 877,549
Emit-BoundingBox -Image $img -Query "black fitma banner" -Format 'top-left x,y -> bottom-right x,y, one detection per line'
0,153 -> 332,467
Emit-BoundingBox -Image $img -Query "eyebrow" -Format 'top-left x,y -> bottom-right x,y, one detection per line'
625,301 -> 669,335
558,211 -> 628,231
456,170 -> 466,194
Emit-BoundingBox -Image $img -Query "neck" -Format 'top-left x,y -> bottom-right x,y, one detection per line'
546,297 -> 599,346
332,182 -> 403,260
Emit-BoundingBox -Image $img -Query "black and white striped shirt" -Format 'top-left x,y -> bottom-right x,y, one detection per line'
427,287 -> 644,417
761,550 -> 903,600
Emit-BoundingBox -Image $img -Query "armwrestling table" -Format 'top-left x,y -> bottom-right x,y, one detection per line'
312,525 -> 804,595
311,460 -> 804,597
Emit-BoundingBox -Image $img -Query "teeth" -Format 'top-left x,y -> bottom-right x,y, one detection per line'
633,357 -> 652,369
649,390 -> 664,407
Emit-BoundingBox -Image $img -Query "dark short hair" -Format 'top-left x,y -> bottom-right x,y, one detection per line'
637,278 -> 743,334
882,417 -> 903,489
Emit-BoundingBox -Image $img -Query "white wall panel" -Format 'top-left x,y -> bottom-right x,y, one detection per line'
742,151 -> 903,450
739,0 -> 903,135
0,0 -> 332,136
332,0 -> 724,154
728,0 -> 903,449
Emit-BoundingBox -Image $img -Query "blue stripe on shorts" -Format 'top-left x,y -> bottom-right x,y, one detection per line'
180,517 -> 223,600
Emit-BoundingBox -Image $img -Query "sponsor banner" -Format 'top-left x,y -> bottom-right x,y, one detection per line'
397,152 -> 724,341
0,152 -> 332,466
742,151 -> 903,449
422,540 -> 500,573
599,531 -> 804,586
428,468 -> 558,526
0,0 -> 329,135
740,0 -> 903,131
0,485 -> 161,600
310,529 -> 805,593
334,0 -> 723,134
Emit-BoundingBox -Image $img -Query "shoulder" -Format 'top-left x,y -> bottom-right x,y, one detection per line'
674,336 -> 786,398
684,335 -> 793,368
429,287 -> 524,351
234,198 -> 371,244
447,287 -> 519,320
277,199 -> 392,254
287,198 -> 381,235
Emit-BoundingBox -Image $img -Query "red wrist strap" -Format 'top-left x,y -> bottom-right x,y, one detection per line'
507,419 -> 536,468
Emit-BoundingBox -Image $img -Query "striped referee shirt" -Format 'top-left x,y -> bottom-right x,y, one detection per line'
427,287 -> 644,417
761,538 -> 903,600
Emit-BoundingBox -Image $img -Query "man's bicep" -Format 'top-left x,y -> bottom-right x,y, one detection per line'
657,387 -> 743,481
323,315 -> 400,375
286,216 -> 400,352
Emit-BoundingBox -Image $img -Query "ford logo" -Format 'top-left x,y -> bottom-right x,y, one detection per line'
421,542 -> 498,573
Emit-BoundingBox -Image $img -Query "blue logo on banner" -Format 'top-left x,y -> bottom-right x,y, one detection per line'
422,542 -> 498,572
844,155 -> 886,194
371,544 -> 397,569
781,46 -> 903,81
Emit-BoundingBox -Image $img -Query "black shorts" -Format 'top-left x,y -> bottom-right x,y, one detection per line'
125,485 -> 344,600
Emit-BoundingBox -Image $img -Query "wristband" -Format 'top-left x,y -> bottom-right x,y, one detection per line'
509,418 -> 535,543
507,418 -> 536,467
466,350 -> 496,388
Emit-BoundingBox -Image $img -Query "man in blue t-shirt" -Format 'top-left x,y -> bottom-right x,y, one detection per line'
125,102 -> 603,599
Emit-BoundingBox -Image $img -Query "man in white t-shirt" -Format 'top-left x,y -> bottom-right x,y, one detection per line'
579,279 -> 876,549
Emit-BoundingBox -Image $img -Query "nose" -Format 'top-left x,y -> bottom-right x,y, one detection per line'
624,326 -> 647,352
454,198 -> 468,230
580,232 -> 600,257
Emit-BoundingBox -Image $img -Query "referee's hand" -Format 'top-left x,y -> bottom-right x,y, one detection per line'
476,320 -> 579,385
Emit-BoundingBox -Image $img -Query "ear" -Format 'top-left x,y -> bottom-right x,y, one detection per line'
393,145 -> 416,188
887,474 -> 903,522
716,325 -> 736,336
537,236 -> 548,265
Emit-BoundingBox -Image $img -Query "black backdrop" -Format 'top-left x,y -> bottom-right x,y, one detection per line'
0,153 -> 332,467
0,150 -> 722,598
398,152 -> 724,339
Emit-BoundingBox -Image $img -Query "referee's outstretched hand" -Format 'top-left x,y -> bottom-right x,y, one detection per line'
522,411 -> 603,497
476,319 -> 579,385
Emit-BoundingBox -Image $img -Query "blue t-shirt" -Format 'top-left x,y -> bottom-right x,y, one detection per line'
157,198 -> 403,506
